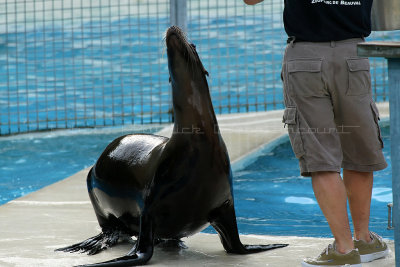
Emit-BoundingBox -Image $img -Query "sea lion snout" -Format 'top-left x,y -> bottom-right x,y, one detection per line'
166,26 -> 187,52
166,32 -> 181,51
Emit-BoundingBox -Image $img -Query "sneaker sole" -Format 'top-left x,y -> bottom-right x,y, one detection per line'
301,261 -> 362,267
301,262 -> 362,267
360,248 -> 389,263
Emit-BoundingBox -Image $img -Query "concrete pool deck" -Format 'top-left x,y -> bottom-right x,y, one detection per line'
0,103 -> 395,267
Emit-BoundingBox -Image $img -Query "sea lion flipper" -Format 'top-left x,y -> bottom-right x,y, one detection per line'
209,201 -> 247,253
55,230 -> 125,255
75,215 -> 154,267
210,201 -> 288,254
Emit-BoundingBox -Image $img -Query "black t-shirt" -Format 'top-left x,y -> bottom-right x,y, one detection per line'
283,0 -> 373,42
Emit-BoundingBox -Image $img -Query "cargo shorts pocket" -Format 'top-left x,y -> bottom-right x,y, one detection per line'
283,107 -> 305,158
370,101 -> 384,149
287,59 -> 324,97
346,58 -> 372,96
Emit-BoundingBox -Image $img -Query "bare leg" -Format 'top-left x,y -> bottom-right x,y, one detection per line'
311,171 -> 354,254
343,169 -> 373,243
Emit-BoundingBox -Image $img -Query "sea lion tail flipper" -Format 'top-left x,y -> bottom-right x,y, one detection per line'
209,201 -> 288,254
55,230 -> 127,255
74,215 -> 154,267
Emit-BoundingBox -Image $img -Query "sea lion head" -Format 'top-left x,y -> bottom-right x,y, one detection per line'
166,26 -> 209,93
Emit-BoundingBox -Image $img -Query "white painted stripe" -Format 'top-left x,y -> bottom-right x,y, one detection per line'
219,118 -> 282,127
217,110 -> 283,121
220,128 -> 284,134
8,200 -> 91,206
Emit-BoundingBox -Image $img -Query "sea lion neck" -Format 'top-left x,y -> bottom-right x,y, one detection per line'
171,76 -> 219,137
166,26 -> 219,137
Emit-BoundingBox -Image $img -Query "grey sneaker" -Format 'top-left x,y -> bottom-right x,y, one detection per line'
354,232 -> 389,263
301,243 -> 362,267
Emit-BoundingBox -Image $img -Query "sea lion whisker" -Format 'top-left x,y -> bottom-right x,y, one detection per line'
161,44 -> 166,61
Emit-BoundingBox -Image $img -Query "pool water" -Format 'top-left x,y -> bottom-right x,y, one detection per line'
0,126 -> 161,204
1,9 -> 399,134
0,123 -> 393,239
206,122 -> 393,239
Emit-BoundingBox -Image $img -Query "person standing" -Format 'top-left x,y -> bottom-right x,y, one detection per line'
243,1 -> 389,266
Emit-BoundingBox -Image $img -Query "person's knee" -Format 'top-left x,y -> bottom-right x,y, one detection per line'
311,171 -> 340,180
311,171 -> 343,191
343,169 -> 373,178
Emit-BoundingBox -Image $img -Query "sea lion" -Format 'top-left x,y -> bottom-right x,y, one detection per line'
56,25 -> 288,266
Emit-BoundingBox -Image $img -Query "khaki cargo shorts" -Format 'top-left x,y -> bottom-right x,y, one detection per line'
281,38 -> 387,177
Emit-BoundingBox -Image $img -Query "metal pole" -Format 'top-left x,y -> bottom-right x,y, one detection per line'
388,58 -> 400,267
170,0 -> 187,32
